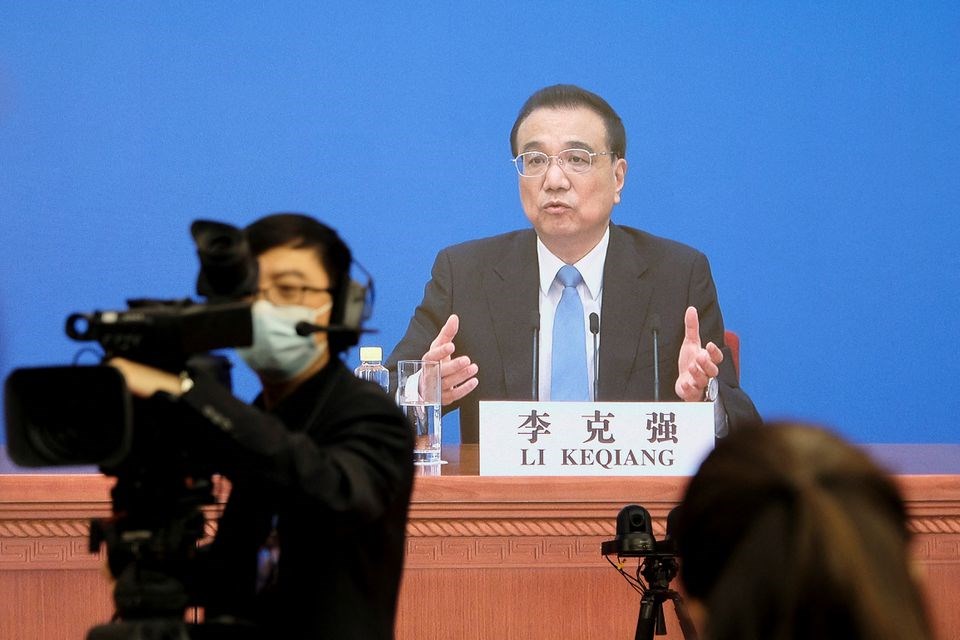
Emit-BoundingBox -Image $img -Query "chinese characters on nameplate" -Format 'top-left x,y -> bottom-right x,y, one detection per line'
479,401 -> 715,476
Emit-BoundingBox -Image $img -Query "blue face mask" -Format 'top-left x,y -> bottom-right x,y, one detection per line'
237,299 -> 333,383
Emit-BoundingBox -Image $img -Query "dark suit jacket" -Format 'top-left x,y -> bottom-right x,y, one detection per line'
387,223 -> 760,443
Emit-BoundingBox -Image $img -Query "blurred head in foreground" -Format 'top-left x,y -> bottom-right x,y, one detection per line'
674,422 -> 932,640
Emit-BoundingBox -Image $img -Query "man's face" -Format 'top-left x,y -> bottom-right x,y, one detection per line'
256,244 -> 334,347
515,106 -> 627,260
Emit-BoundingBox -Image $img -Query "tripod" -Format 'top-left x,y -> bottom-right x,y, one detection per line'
602,504 -> 697,639
632,555 -> 698,640
84,471 -> 258,640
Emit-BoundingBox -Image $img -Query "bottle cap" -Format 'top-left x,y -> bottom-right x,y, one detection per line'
359,346 -> 383,362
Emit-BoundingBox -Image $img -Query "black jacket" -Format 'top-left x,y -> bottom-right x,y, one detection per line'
182,358 -> 414,639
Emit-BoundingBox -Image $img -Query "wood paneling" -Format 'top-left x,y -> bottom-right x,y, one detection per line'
2,447 -> 958,640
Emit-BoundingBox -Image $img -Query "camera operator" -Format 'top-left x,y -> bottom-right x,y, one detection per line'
110,213 -> 414,640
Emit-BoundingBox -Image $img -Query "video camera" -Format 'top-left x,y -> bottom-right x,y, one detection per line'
3,219 -> 260,639
5,220 -> 256,468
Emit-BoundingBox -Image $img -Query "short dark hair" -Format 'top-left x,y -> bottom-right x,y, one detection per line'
509,84 -> 626,158
675,422 -> 932,640
245,213 -> 354,352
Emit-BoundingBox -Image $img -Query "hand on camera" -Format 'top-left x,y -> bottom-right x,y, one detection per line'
108,358 -> 182,398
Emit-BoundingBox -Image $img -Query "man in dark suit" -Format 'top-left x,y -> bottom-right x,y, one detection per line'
387,85 -> 759,443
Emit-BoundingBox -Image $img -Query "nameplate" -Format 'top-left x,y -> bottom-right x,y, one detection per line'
478,401 -> 715,476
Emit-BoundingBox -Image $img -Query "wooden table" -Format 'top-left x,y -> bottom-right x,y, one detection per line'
2,444 -> 959,639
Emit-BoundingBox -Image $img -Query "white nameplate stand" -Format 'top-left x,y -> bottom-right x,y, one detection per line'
479,401 -> 715,476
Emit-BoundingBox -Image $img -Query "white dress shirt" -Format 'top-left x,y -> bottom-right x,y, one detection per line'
536,226 -> 609,401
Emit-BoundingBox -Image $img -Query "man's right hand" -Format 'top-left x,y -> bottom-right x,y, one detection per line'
422,314 -> 478,406
108,357 -> 181,398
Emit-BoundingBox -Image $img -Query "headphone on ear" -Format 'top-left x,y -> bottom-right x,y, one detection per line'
328,259 -> 375,351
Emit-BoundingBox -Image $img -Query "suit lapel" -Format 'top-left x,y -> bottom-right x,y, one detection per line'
598,225 -> 653,399
482,231 -> 540,399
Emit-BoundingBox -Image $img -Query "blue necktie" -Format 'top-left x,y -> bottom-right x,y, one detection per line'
551,265 -> 589,401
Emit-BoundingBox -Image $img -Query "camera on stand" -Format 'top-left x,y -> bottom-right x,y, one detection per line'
601,504 -> 698,640
4,220 -> 260,640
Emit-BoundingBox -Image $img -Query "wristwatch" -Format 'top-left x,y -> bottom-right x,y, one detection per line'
704,377 -> 719,402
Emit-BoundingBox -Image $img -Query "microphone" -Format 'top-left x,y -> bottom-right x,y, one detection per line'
530,311 -> 540,401
295,321 -> 378,336
650,314 -> 661,402
589,312 -> 600,401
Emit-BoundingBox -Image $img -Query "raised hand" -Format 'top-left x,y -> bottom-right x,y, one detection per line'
422,314 -> 479,406
674,306 -> 723,402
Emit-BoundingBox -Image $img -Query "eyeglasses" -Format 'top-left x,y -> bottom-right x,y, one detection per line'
512,148 -> 614,177
257,284 -> 332,306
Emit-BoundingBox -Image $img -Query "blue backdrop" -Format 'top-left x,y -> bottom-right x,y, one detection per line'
2,2 -> 958,444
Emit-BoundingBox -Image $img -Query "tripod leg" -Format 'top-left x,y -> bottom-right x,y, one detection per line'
670,593 -> 700,640
634,594 -> 663,640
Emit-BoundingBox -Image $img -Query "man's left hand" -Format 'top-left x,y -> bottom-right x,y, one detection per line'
674,306 -> 723,402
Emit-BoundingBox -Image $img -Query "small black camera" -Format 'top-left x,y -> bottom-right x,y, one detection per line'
602,504 -> 658,556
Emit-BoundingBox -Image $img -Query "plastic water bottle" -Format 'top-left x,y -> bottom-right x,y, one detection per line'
354,346 -> 390,394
